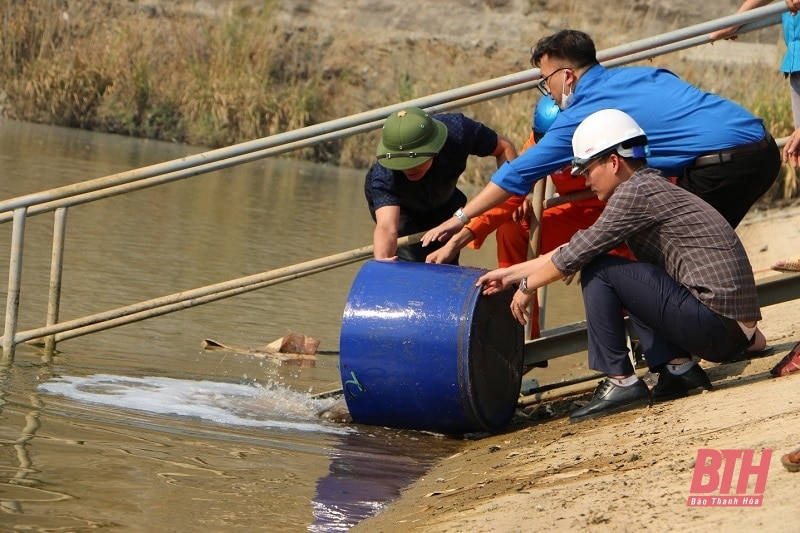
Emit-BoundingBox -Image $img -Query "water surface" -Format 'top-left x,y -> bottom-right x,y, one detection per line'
0,120 -> 585,531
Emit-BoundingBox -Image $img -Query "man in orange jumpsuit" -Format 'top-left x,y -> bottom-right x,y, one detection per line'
426,96 -> 634,338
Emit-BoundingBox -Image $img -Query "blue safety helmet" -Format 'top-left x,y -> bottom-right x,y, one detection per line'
532,95 -> 560,142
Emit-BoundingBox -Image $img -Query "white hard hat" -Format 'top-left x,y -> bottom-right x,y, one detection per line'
571,109 -> 649,176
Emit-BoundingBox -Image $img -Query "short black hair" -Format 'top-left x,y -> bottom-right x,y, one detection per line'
531,29 -> 599,69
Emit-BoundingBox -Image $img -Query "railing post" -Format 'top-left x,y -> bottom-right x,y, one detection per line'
537,177 -> 555,331
3,207 -> 27,361
526,178 -> 546,340
44,207 -> 68,358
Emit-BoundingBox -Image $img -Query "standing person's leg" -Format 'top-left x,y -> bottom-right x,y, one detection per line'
789,72 -> 800,128
679,138 -> 781,227
495,216 -> 547,340
495,217 -> 530,268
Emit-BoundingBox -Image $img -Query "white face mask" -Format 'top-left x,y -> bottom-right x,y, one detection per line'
559,78 -> 573,110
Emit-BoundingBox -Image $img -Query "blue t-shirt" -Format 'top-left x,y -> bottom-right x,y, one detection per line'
492,64 -> 766,195
365,113 -> 499,214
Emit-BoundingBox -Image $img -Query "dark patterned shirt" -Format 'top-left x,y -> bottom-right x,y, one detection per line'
365,113 -> 499,215
552,167 -> 760,321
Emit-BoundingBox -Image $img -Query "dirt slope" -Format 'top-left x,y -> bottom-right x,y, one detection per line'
353,203 -> 800,532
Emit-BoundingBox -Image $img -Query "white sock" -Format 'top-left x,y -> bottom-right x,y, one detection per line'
666,361 -> 695,375
610,374 -> 640,387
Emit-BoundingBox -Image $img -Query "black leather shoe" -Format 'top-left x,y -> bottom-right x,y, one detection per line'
569,378 -> 651,422
652,363 -> 712,402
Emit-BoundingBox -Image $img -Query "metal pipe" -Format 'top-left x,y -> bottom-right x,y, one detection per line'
597,8 -> 783,63
0,5 -> 789,354
44,208 -> 68,357
15,232 -> 423,345
537,177 -> 556,332
3,208 -> 27,360
17,248 -> 371,344
50,261 -> 366,343
525,178 -> 546,340
523,273 -> 800,366
0,4 -> 784,219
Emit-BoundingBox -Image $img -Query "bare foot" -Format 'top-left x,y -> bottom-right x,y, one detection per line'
771,257 -> 800,273
781,448 -> 800,473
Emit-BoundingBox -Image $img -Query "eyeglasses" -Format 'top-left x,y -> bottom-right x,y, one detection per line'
536,67 -> 569,96
572,156 -> 606,178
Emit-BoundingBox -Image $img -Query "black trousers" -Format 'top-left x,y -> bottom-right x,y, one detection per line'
679,135 -> 781,228
580,255 -> 751,376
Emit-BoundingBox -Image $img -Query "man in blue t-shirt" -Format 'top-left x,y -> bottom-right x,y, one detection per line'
365,107 -> 516,263
422,29 -> 781,249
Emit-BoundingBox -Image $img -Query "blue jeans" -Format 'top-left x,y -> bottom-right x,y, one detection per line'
580,255 -> 751,375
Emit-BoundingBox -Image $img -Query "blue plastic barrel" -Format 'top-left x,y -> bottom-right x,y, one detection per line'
339,261 -> 524,434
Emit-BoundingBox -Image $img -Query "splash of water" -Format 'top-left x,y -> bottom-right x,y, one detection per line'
39,374 -> 351,435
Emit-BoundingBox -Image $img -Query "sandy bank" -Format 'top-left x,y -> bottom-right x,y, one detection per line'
353,204 -> 800,532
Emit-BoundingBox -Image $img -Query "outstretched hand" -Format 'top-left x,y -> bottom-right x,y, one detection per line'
509,289 -> 535,325
709,25 -> 740,42
426,246 -> 457,264
783,128 -> 800,168
475,267 -> 515,296
512,197 -> 532,223
475,268 -> 536,325
422,217 -> 463,247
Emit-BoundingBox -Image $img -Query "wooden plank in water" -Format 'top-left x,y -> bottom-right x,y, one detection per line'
201,338 -> 317,367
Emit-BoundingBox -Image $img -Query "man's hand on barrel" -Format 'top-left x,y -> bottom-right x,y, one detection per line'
475,267 -> 535,325
476,267 -> 512,295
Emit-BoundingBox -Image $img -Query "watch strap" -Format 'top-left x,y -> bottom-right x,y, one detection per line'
519,275 -> 535,295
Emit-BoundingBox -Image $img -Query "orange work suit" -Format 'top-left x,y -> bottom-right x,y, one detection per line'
465,133 -> 635,338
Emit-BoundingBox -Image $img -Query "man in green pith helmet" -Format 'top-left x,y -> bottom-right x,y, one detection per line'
364,107 -> 516,263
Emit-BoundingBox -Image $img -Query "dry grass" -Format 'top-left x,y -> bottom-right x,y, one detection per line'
0,0 -> 797,200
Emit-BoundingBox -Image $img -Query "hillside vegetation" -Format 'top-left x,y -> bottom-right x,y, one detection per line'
0,0 -> 796,199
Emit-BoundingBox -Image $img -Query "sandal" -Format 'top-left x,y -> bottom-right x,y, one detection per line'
770,341 -> 800,377
727,346 -> 775,363
771,257 -> 800,273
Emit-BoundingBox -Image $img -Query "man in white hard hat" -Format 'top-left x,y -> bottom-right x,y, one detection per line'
476,109 -> 764,422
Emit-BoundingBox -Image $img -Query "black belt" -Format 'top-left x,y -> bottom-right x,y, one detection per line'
692,133 -> 772,169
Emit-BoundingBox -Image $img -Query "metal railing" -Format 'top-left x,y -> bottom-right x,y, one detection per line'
0,2 -> 792,360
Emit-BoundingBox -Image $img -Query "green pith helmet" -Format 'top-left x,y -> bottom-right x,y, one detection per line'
376,107 -> 448,170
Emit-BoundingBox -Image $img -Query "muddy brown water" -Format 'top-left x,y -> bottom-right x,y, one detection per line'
0,120 -> 587,531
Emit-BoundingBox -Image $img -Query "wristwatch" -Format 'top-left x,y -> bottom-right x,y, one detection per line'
453,208 -> 470,225
519,275 -> 535,295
